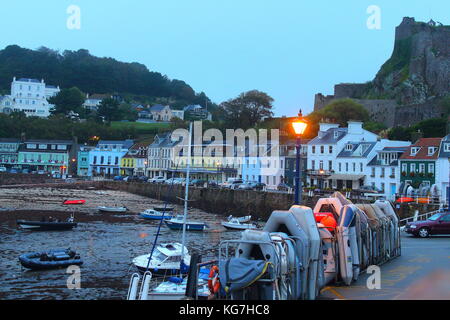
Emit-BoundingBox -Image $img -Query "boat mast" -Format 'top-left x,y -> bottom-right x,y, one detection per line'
181,122 -> 193,262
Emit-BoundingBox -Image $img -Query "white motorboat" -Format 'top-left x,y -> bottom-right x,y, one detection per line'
98,206 -> 127,213
147,273 -> 211,300
140,207 -> 174,220
222,217 -> 257,230
132,243 -> 191,275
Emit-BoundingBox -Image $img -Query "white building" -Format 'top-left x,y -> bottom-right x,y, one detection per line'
6,77 -> 60,117
147,132 -> 181,178
436,135 -> 450,202
366,144 -> 412,200
306,121 -> 378,189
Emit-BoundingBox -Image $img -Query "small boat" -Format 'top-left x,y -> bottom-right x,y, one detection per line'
164,215 -> 208,231
227,215 -> 252,223
19,248 -> 83,270
140,207 -> 174,220
222,217 -> 257,230
132,243 -> 191,275
153,206 -> 175,212
63,200 -> 86,205
17,217 -> 77,231
98,206 -> 127,213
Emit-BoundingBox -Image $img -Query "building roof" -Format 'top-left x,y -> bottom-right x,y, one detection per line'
17,78 -> 40,83
308,128 -> 348,145
183,105 -> 203,112
24,139 -> 73,144
98,139 -> 134,149
399,138 -> 442,160
150,132 -> 182,148
87,94 -> 110,101
337,141 -> 377,158
150,104 -> 166,112
0,138 -> 20,143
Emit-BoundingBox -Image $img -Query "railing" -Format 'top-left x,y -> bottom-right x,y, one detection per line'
399,209 -> 440,227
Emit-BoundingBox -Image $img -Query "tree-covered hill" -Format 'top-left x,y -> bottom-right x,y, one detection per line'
0,45 -> 213,107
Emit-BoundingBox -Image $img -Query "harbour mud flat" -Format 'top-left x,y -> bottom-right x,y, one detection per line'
0,187 -> 240,300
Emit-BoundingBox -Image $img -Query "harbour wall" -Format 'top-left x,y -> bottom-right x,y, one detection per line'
100,182 -> 439,220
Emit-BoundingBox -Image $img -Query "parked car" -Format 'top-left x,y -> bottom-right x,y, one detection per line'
149,176 -> 166,184
37,170 -> 46,175
127,176 -> 141,182
277,183 -> 292,192
359,185 -> 382,193
138,176 -> 149,182
405,211 -> 450,238
208,181 -> 219,188
220,178 -> 244,189
0,167 -> 6,173
9,169 -> 18,174
174,178 -> 186,185
250,182 -> 266,191
190,179 -> 207,187
113,176 -> 124,181
22,169 -> 29,174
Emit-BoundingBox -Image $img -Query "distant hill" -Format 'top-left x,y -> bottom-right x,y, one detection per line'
0,45 -> 214,108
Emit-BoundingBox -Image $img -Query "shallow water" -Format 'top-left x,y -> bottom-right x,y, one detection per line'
0,188 -> 245,300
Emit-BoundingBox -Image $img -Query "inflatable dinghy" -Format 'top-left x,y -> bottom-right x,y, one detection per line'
19,248 -> 82,270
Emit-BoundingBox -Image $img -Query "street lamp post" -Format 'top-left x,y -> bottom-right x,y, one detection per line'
292,110 -> 308,205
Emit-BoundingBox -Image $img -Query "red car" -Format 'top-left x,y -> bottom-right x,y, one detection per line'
405,211 -> 450,238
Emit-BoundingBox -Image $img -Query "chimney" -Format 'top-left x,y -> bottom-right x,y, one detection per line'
347,121 -> 363,135
319,123 -> 339,132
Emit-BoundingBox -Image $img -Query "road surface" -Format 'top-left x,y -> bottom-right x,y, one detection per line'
320,233 -> 450,300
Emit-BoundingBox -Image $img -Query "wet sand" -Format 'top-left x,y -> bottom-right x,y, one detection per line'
0,187 -> 242,300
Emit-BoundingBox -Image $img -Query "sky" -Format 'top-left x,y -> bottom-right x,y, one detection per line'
0,0 -> 448,116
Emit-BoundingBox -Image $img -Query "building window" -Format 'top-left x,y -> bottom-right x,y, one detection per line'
319,160 -> 324,170
402,163 -> 407,172
338,163 -> 342,171
346,144 -> 353,151
381,168 -> 385,177
419,163 -> 425,173
428,147 -> 437,155
100,156 -> 104,164
320,146 -> 324,154
371,167 -> 375,177
311,160 -> 315,170
410,163 -> 416,172
444,143 -> 450,152
329,146 -> 333,153
410,147 -> 420,156
428,163 -> 434,173
328,160 -> 332,171
312,146 -> 316,154
352,163 -> 356,172
381,183 -> 385,192
360,163 -> 363,172
345,163 -> 349,172
93,156 -> 97,164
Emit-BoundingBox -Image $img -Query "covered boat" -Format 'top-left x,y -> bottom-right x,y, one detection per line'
98,206 -> 127,213
17,217 -> 77,231
19,248 -> 82,270
164,215 -> 208,231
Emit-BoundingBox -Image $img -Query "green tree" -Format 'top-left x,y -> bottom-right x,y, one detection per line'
97,98 -> 121,122
309,99 -> 370,127
49,87 -> 85,116
220,90 -> 274,129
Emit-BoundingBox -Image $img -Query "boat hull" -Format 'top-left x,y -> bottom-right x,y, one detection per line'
164,221 -> 206,231
17,220 -> 77,231
221,222 -> 256,230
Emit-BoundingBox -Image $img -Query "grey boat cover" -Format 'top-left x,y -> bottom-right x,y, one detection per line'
219,258 -> 271,293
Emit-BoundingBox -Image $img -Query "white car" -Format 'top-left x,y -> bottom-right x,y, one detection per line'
0,167 -> 6,173
149,176 -> 166,184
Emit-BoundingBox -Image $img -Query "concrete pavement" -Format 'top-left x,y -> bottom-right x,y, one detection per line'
320,234 -> 450,300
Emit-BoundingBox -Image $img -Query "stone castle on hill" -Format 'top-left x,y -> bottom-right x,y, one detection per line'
314,17 -> 450,127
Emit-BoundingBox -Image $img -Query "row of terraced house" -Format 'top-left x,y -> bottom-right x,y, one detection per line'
2,121 -> 450,202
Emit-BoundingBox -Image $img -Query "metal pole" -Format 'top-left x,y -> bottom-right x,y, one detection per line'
181,122 -> 193,261
294,136 -> 302,205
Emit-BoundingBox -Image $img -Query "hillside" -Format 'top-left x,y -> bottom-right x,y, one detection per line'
314,17 -> 450,127
0,45 -> 213,108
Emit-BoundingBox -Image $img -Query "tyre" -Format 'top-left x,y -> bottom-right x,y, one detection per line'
418,227 -> 430,238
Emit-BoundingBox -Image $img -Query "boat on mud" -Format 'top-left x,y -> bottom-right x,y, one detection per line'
17,216 -> 77,231
164,215 -> 208,231
63,200 -> 86,205
19,248 -> 83,270
221,217 -> 257,230
98,206 -> 127,213
140,207 -> 174,220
